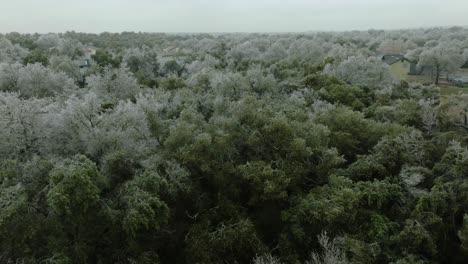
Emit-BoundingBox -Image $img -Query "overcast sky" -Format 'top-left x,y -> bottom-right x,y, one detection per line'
1,0 -> 467,33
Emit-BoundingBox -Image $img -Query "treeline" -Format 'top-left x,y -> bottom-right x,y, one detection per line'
0,30 -> 467,264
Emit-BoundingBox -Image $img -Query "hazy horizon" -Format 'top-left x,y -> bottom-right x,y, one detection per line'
1,0 -> 468,34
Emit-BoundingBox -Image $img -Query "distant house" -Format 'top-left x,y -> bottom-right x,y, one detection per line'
381,54 -> 413,78
381,54 -> 433,83
382,54 -> 407,65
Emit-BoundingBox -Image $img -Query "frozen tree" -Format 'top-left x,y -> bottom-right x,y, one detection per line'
253,254 -> 282,264
41,92 -> 104,155
439,94 -> 468,131
97,99 -> 156,157
0,37 -> 29,63
185,54 -> 219,75
87,66 -> 141,103
246,65 -> 278,95
0,62 -> 22,92
208,71 -> 249,99
418,98 -> 438,133
43,92 -> 156,158
0,63 -> 76,98
35,33 -> 62,50
288,39 -> 325,64
263,42 -> 288,63
0,92 -> 47,158
227,41 -> 261,68
418,42 -> 465,84
17,63 -> 77,98
58,39 -> 84,58
405,47 -> 423,62
49,55 -> 81,80
326,43 -> 359,62
122,46 -> 159,79
160,58 -> 185,77
399,166 -> 427,197
377,39 -> 417,55
307,232 -> 349,264
324,55 -> 392,86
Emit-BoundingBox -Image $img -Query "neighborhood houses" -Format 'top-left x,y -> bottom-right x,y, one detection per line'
382,54 -> 468,87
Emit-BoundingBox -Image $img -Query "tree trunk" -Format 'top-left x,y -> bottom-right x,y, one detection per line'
435,65 -> 440,85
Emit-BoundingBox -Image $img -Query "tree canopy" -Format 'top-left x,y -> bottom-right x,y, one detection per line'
0,29 -> 468,264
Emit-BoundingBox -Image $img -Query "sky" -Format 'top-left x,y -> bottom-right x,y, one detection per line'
1,0 -> 467,33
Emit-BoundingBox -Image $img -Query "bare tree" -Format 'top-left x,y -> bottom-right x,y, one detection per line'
307,232 -> 349,264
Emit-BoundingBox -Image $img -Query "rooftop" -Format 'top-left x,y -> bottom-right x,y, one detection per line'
381,54 -> 406,65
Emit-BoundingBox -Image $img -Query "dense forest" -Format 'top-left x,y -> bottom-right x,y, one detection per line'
0,28 -> 467,264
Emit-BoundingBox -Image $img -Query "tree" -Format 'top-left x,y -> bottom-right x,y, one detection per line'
87,66 -> 141,103
0,92 -> 46,158
58,39 -> 83,58
438,94 -> 468,131
419,98 -> 438,133
288,39 -> 325,64
35,33 -> 62,50
122,46 -> 160,86
324,55 -> 392,87
91,49 -> 121,68
47,155 -> 107,262
418,42 -> 465,84
0,62 -> 22,92
0,37 -> 28,63
377,39 -> 417,55
48,55 -> 81,81
307,232 -> 349,264
23,49 -> 49,66
17,63 -> 77,98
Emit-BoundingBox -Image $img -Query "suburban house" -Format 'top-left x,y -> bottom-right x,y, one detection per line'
382,55 -> 468,86
381,54 -> 411,75
381,54 -> 433,83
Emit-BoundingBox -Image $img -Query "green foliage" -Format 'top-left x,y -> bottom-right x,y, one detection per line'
47,155 -> 105,216
120,171 -> 169,237
91,48 -> 121,68
1,31 -> 468,264
186,218 -> 267,263
23,49 -> 49,65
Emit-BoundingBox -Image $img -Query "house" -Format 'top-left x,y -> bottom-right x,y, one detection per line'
381,55 -> 413,79
381,54 -> 433,83
382,54 -> 406,65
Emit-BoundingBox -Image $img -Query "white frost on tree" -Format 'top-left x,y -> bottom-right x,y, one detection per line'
418,98 -> 439,133
377,39 -> 417,55
17,63 -> 77,98
417,41 -> 466,84
0,38 -> 29,63
35,33 -> 63,50
0,63 -> 77,98
87,66 -> 141,103
288,39 -> 325,64
324,55 -> 393,86
42,92 -> 156,159
0,92 -> 47,158
0,62 -> 22,92
307,232 -> 349,264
